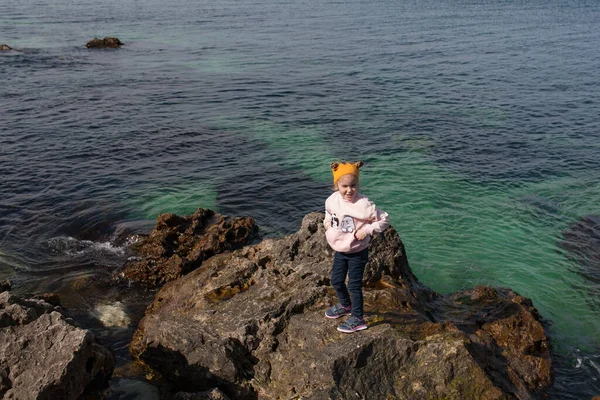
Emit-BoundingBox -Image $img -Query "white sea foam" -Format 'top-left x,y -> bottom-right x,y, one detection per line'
92,301 -> 130,328
87,240 -> 125,254
47,236 -> 126,256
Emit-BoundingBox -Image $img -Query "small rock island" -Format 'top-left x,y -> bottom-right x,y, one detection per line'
86,37 -> 123,48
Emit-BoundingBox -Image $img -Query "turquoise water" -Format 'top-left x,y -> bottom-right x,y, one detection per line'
2,0 -> 600,397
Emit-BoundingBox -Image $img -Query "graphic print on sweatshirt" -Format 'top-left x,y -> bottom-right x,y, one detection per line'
340,216 -> 356,233
331,213 -> 340,229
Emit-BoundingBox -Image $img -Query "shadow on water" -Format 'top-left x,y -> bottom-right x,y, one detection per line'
216,165 -> 330,238
560,215 -> 600,282
559,215 -> 600,313
552,214 -> 600,398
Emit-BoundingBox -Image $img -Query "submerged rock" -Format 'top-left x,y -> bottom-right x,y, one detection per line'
117,208 -> 258,287
0,290 -> 114,399
0,280 -> 11,292
560,215 -> 600,280
32,292 -> 62,307
86,37 -> 123,48
130,212 -> 552,399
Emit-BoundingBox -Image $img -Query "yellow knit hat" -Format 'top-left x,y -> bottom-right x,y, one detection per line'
331,161 -> 364,184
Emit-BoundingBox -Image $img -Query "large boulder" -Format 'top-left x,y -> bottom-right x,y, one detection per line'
116,208 -> 258,287
86,37 -> 123,48
130,212 -> 552,399
0,290 -> 114,399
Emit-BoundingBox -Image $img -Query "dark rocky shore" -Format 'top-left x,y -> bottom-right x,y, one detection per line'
1,209 -> 554,399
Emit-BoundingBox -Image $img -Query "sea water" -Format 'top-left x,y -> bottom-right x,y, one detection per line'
1,0 -> 600,397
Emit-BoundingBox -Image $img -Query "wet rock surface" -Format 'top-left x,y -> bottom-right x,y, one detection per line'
117,208 -> 258,287
0,44 -> 12,51
174,388 -> 230,400
86,37 -> 123,48
0,290 -> 114,399
130,212 -> 552,399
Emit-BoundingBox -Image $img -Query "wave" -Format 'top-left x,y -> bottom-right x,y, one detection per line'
47,236 -> 125,256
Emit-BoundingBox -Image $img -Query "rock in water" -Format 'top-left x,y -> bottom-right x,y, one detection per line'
130,212 -> 552,399
0,280 -> 11,292
86,37 -> 123,48
560,215 -> 600,280
32,292 -> 61,307
117,208 -> 258,287
0,291 -> 114,399
0,44 -> 12,51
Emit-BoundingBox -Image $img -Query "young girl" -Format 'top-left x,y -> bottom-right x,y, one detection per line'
323,161 -> 389,333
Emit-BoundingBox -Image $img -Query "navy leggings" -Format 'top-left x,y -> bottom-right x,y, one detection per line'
330,248 -> 368,320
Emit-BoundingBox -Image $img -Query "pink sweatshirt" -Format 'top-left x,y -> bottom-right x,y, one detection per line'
323,191 -> 389,253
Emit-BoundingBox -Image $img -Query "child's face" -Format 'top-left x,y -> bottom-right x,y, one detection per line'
337,174 -> 358,201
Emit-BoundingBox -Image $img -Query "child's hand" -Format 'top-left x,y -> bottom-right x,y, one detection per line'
354,228 -> 367,240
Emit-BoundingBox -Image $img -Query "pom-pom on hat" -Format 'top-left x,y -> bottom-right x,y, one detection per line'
331,161 -> 364,184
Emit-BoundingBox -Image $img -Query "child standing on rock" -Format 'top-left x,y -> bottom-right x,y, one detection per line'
324,161 -> 389,333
